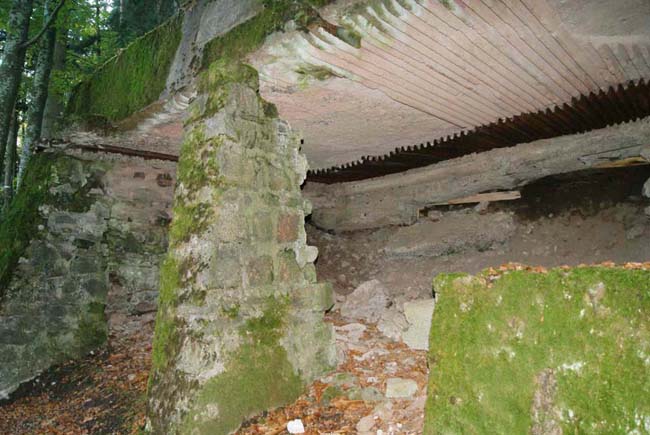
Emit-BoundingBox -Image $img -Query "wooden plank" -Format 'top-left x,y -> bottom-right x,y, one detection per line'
594,157 -> 649,168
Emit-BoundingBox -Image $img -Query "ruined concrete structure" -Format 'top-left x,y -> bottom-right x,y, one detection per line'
0,152 -> 174,398
1,0 -> 649,433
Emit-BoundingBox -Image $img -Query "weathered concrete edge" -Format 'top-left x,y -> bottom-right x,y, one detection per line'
305,116 -> 650,231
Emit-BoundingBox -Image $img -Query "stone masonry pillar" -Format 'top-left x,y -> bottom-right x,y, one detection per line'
146,60 -> 336,434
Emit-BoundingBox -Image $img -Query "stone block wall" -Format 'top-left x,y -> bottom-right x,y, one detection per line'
0,151 -> 175,399
146,61 -> 336,434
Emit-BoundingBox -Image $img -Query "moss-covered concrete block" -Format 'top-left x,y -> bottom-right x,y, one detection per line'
424,267 -> 650,434
68,13 -> 184,122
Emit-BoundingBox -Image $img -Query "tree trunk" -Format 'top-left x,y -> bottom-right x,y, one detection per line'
18,0 -> 57,189
41,12 -> 68,139
0,0 -> 34,170
95,0 -> 101,57
2,112 -> 19,212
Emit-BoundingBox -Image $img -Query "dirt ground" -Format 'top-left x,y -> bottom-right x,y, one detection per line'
308,167 -> 650,301
1,166 -> 649,434
0,327 -> 152,435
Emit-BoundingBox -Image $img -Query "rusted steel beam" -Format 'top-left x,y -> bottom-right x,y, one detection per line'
36,142 -> 179,162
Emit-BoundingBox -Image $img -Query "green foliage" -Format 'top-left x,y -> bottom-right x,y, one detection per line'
109,0 -> 179,45
425,267 -> 650,434
68,13 -> 183,122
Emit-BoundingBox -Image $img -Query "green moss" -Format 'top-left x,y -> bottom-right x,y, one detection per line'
320,385 -> 344,405
150,257 -> 182,373
68,13 -> 183,122
181,295 -> 302,435
425,267 -> 650,434
222,304 -> 241,319
75,303 -> 108,352
201,0 -> 337,69
194,61 -> 261,121
168,125 -> 228,243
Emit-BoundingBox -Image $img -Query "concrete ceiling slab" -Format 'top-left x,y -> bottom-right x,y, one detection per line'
249,0 -> 650,171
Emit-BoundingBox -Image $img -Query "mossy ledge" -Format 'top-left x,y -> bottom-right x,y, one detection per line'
68,13 -> 184,123
425,267 -> 650,434
201,0 -> 338,68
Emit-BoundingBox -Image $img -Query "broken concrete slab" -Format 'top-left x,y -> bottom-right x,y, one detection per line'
402,299 -> 436,351
383,211 -> 515,258
339,280 -> 390,323
306,118 -> 650,231
386,378 -> 419,399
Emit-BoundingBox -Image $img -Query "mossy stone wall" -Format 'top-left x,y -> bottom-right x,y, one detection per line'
146,61 -> 336,434
0,154 -> 112,399
0,153 -> 175,400
425,267 -> 650,434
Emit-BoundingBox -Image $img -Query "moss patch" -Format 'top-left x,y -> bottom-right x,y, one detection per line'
425,267 -> 650,434
150,257 -> 182,374
201,0 -> 336,68
68,13 -> 183,122
181,296 -> 302,435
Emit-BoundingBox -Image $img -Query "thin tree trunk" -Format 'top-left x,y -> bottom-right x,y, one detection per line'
0,0 -> 34,171
95,0 -> 101,57
18,1 -> 57,189
2,112 -> 19,212
41,11 -> 68,139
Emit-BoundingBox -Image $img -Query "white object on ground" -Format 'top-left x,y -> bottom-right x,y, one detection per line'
385,378 -> 419,398
402,299 -> 436,350
287,419 -> 305,434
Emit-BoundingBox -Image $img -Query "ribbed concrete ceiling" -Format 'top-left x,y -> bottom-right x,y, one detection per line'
249,0 -> 650,171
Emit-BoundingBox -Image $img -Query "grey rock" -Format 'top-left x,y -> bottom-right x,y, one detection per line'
645,206 -> 650,217
643,178 -> 650,199
335,323 -> 366,342
385,378 -> 419,398
626,224 -> 645,240
356,415 -> 376,432
339,280 -> 390,323
377,307 -> 408,342
360,387 -> 385,402
402,299 -> 436,350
